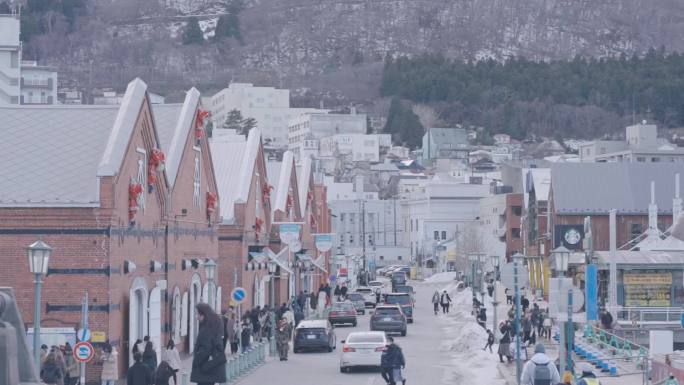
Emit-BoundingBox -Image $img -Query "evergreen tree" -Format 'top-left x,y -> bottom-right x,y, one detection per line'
383,97 -> 424,149
182,17 -> 204,45
223,109 -> 244,130
241,117 -> 257,137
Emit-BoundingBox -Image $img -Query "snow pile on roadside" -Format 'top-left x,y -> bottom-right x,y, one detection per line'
439,285 -> 507,385
424,271 -> 457,283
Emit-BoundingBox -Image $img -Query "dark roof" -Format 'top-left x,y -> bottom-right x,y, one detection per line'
551,163 -> 684,215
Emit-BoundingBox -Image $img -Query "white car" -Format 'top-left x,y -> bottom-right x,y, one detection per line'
339,331 -> 388,373
354,286 -> 377,307
368,280 -> 385,290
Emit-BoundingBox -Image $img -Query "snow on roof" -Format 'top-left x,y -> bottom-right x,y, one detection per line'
0,105 -> 120,207
98,78 -> 148,176
297,156 -> 313,217
274,151 -> 295,213
153,87 -> 200,186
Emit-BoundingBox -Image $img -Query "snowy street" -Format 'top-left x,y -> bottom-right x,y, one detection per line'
235,274 -> 507,385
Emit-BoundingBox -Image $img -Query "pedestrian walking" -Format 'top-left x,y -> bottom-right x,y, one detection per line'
542,312 -> 552,340
41,351 -> 65,385
664,374 -> 680,385
484,329 -> 495,353
190,303 -> 227,385
154,361 -> 175,385
52,346 -> 67,385
477,308 -> 487,329
522,316 -> 532,345
431,291 -> 440,315
340,284 -> 348,300
132,338 -> 144,355
127,352 -> 153,385
521,296 -> 530,313
387,337 -> 406,385
276,317 -> 292,361
576,363 -> 601,385
505,288 -> 513,305
40,344 -> 49,367
498,322 -> 512,363
310,291 -> 318,311
509,332 -> 528,362
161,339 -> 181,385
440,290 -> 452,313
142,341 -> 157,373
100,342 -> 119,385
520,343 -> 560,385
487,281 -> 494,298
380,339 -> 394,385
64,345 -> 79,385
240,321 -> 252,352
250,306 -> 261,342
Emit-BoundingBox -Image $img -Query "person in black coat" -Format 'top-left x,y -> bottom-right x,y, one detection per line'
127,352 -> 153,385
190,303 -> 227,385
142,341 -> 157,372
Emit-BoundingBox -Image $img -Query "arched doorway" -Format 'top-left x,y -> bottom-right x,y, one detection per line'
128,277 -> 148,366
189,274 -> 202,353
149,286 -> 162,364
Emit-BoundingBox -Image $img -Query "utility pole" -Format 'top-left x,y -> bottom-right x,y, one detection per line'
361,199 -> 366,273
393,195 -> 397,246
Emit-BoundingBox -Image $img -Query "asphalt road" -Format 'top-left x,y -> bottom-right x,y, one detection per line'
236,279 -> 451,385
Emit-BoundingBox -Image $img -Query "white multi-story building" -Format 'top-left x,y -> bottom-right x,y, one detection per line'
330,197 -> 407,268
0,14 -> 58,105
0,14 -> 21,105
206,83 -> 320,148
402,179 -> 490,264
20,61 -> 57,105
479,194 -> 507,259
288,112 -> 366,161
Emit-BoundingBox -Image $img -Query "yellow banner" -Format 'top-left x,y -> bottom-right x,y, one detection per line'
623,272 -> 672,285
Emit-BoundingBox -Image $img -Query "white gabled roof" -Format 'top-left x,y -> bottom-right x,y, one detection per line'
274,151 -> 295,213
266,160 -> 282,208
98,78 -> 149,176
210,129 -> 262,223
297,156 -> 313,217
154,87 -> 200,186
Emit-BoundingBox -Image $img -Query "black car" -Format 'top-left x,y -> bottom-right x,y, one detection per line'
370,305 -> 407,336
293,319 -> 337,353
384,293 -> 413,323
328,301 -> 358,326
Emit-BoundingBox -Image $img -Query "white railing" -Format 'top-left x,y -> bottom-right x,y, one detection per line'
616,307 -> 684,325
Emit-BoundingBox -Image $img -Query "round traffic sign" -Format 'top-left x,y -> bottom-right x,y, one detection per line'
73,341 -> 94,363
231,287 -> 247,304
77,328 -> 91,342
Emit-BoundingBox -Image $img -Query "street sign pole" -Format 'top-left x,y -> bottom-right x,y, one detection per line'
567,289 -> 574,373
80,291 -> 88,385
514,261 -> 521,385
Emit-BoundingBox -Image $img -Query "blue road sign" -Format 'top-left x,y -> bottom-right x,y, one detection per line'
77,328 -> 91,342
231,287 -> 247,304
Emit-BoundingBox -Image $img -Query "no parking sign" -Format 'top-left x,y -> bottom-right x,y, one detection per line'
73,341 -> 94,363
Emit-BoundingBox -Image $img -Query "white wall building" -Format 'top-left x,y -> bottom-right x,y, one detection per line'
402,180 -> 490,263
330,197 -> 407,268
206,83 -> 320,148
20,61 -> 57,105
0,14 -> 21,105
579,122 -> 684,163
479,194 -> 507,259
288,112 -> 366,161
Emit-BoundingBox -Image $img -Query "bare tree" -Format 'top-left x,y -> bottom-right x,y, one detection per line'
412,104 -> 443,129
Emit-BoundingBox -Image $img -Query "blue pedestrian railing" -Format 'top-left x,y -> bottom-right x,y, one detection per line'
222,341 -> 268,384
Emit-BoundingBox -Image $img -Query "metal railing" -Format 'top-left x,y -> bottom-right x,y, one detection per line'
616,307 -> 684,325
583,325 -> 649,363
178,341 -> 268,385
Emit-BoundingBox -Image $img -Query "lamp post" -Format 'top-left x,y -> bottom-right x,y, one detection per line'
204,259 -> 217,310
267,262 -> 277,357
511,252 -> 524,385
551,246 -> 571,375
468,254 -> 477,302
490,255 -> 500,338
477,254 -> 486,305
28,240 -> 52,371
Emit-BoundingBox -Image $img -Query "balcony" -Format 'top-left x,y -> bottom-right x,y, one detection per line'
21,77 -> 53,89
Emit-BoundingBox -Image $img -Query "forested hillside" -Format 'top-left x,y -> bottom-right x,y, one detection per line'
381,51 -> 684,140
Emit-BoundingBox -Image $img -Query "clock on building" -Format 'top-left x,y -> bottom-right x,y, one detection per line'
564,228 -> 581,245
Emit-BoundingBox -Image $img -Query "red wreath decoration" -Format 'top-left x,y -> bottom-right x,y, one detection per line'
147,149 -> 166,192
307,190 -> 314,203
255,217 -> 264,240
262,183 -> 274,204
128,182 -> 143,223
309,213 -> 317,227
195,109 -> 210,142
206,191 -> 217,220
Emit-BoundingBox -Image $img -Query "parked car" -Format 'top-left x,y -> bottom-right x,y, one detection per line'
384,293 -> 413,323
346,293 -> 366,314
293,319 -> 337,353
328,302 -> 358,326
368,280 -> 385,291
354,286 -> 377,307
383,265 -> 404,276
370,305 -> 407,336
393,285 -> 415,303
339,331 -> 388,373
